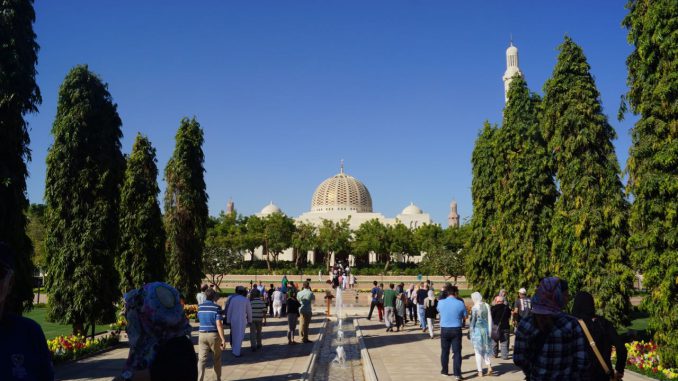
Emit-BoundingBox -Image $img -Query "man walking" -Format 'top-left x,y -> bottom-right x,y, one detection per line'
367,281 -> 381,320
249,289 -> 267,352
437,285 -> 467,380
512,287 -> 532,326
416,282 -> 429,331
197,288 -> 226,381
226,286 -> 252,357
297,281 -> 315,343
383,283 -> 397,332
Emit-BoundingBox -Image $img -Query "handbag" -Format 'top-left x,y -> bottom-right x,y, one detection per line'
577,319 -> 615,381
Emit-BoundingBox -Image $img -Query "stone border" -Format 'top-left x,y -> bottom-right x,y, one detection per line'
353,318 -> 378,381
625,369 -> 667,381
53,341 -> 125,366
302,316 -> 328,381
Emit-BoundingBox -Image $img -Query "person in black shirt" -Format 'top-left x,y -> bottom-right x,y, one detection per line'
490,296 -> 511,360
286,291 -> 301,344
572,291 -> 627,381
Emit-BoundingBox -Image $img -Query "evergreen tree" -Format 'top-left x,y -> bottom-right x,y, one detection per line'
164,117 -> 208,303
542,37 -> 633,325
45,65 -> 124,334
466,122 -> 503,298
117,133 -> 165,293
623,0 -> 678,366
0,0 -> 41,313
495,76 -> 556,294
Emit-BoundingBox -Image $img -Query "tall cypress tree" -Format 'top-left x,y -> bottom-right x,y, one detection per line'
0,0 -> 41,313
496,76 -> 556,294
117,133 -> 165,293
543,37 -> 633,325
45,65 -> 124,333
623,0 -> 678,366
467,122 -> 502,298
164,117 -> 208,303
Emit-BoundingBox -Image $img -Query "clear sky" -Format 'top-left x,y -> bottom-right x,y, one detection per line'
26,1 -> 637,226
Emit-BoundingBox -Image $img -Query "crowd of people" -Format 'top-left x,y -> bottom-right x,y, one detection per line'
366,277 -> 628,380
0,239 -> 630,381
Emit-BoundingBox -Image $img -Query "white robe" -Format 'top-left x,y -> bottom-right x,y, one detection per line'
226,294 -> 252,356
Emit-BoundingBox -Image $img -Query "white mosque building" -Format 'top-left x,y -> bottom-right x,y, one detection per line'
249,163 -> 459,265
242,42 -> 521,265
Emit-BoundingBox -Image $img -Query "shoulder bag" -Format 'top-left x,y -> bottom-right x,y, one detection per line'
577,319 -> 615,381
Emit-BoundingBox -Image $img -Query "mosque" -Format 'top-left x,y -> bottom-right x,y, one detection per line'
232,42 -> 521,265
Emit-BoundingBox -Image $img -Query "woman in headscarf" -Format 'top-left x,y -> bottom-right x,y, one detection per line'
513,277 -> 588,381
424,289 -> 438,339
395,293 -> 406,332
572,291 -> 626,381
114,282 -> 196,381
470,292 -> 493,377
406,284 -> 416,324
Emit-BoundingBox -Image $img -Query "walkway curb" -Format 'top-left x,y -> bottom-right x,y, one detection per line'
354,317 -> 378,381
302,317 -> 328,381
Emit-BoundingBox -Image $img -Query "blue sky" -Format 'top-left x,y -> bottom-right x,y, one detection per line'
26,1 -> 637,226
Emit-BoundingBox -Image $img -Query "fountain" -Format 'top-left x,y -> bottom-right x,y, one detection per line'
332,344 -> 347,365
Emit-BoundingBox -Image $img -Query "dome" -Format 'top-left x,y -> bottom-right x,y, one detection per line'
311,169 -> 373,213
401,202 -> 422,215
260,202 -> 282,216
506,44 -> 518,55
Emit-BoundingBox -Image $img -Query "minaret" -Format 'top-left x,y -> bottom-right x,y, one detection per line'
502,41 -> 523,102
448,200 -> 460,228
226,198 -> 234,215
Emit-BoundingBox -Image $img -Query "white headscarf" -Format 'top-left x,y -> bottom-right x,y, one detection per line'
427,289 -> 435,300
471,292 -> 492,330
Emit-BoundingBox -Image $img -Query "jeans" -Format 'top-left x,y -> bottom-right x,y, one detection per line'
493,328 -> 510,359
418,305 -> 427,329
367,300 -> 378,320
384,307 -> 394,328
440,327 -> 462,377
407,303 -> 417,322
287,313 -> 298,342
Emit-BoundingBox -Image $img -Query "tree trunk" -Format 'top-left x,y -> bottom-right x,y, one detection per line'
73,322 -> 84,336
216,274 -> 224,291
383,258 -> 391,273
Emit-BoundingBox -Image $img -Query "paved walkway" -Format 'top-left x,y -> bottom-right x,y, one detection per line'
355,313 -> 647,381
55,314 -> 325,381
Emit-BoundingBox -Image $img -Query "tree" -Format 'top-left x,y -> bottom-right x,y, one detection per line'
623,0 -> 678,366
117,134 -> 165,293
262,213 -> 295,271
413,223 -> 444,255
466,122 -> 503,297
202,243 -> 242,292
164,117 -> 208,304
45,65 -> 125,334
292,221 -> 317,268
317,218 -> 352,271
0,0 -> 41,313
241,215 -> 264,262
421,225 -> 470,284
352,219 -> 389,267
387,222 -> 415,269
26,204 -> 47,271
495,75 -> 557,295
542,37 -> 634,326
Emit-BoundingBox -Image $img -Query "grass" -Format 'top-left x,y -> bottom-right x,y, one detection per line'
25,306 -> 113,340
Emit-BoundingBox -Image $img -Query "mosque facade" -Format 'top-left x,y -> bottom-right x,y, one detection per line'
244,42 -> 521,265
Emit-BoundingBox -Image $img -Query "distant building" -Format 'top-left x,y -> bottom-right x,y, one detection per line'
502,41 -> 523,102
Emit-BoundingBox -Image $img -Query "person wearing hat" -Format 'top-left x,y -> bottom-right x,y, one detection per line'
226,286 -> 252,357
115,282 -> 197,381
512,287 -> 532,326
0,242 -> 54,381
513,277 -> 589,380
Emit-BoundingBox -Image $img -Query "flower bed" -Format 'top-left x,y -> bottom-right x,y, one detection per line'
184,304 -> 198,320
48,334 -> 119,363
614,341 -> 678,380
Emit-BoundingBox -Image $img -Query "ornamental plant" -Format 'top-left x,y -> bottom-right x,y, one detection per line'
47,334 -> 119,363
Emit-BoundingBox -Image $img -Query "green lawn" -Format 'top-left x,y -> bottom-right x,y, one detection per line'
25,306 -> 113,340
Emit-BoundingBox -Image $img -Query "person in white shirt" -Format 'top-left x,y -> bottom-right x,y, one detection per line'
272,287 -> 284,318
196,284 -> 208,305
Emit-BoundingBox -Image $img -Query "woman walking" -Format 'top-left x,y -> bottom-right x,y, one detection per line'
424,289 -> 438,339
470,292 -> 493,377
286,290 -> 301,344
395,293 -> 406,331
572,291 -> 627,380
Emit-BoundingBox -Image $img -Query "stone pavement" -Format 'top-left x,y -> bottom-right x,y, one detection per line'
355,311 -> 647,381
55,314 -> 325,381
